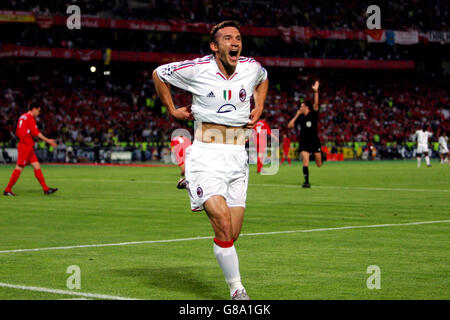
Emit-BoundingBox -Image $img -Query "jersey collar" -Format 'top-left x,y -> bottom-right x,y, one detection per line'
212,56 -> 239,80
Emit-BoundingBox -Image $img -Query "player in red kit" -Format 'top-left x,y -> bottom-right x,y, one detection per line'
281,133 -> 291,165
252,113 -> 277,173
170,135 -> 192,189
3,102 -> 58,196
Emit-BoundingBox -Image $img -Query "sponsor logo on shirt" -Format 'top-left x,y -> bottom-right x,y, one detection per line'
217,104 -> 237,113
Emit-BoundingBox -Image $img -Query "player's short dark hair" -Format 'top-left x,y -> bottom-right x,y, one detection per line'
210,20 -> 241,43
302,98 -> 313,111
28,101 -> 41,111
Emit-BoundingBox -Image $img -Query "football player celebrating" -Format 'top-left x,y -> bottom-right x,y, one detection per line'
153,20 -> 268,300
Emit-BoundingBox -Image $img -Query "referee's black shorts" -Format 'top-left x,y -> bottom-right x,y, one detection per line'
299,139 -> 322,153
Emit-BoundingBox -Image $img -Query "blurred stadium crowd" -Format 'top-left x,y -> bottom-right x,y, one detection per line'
0,0 -> 449,162
6,25 -> 414,61
0,64 -> 448,160
5,0 -> 449,31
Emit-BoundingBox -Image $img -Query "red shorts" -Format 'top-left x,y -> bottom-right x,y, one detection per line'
253,140 -> 267,154
253,134 -> 267,154
172,144 -> 187,166
256,144 -> 266,154
175,148 -> 185,166
17,144 -> 38,166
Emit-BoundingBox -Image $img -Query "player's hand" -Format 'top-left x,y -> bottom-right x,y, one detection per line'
246,108 -> 262,128
171,106 -> 194,121
312,80 -> 320,92
48,139 -> 57,148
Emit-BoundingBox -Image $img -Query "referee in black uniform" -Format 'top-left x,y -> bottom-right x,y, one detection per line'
288,81 -> 322,188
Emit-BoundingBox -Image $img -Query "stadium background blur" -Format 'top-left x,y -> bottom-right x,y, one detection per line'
0,0 -> 449,165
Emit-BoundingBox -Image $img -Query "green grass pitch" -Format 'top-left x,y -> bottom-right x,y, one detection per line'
0,160 -> 449,300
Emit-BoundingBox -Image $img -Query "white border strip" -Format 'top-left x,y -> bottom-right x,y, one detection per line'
0,282 -> 138,300
1,220 -> 449,254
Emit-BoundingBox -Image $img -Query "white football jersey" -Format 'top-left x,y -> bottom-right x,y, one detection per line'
439,135 -> 448,152
155,55 -> 268,127
414,130 -> 432,145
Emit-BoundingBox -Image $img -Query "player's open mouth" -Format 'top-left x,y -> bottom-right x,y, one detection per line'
229,50 -> 239,61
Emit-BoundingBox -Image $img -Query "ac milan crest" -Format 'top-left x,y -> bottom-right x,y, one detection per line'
196,186 -> 203,198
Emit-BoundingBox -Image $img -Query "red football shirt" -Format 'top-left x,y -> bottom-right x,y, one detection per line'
282,137 -> 291,150
170,136 -> 192,165
16,112 -> 41,146
252,119 -> 272,152
253,119 -> 271,137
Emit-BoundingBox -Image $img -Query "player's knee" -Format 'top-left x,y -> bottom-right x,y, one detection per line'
210,211 -> 233,240
216,218 -> 233,239
31,162 -> 40,170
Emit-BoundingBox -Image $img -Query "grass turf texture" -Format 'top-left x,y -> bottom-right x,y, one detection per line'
0,160 -> 449,300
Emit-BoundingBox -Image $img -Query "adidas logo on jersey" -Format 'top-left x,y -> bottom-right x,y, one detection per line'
206,91 -> 215,98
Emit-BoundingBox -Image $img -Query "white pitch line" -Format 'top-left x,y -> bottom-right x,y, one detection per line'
0,282 -> 138,300
49,178 -> 450,193
0,236 -> 215,254
241,220 -> 450,236
249,183 -> 450,193
0,220 -> 449,254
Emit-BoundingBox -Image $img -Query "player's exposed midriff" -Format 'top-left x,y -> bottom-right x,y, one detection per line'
194,122 -> 247,145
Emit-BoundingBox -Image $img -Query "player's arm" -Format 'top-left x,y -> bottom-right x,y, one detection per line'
29,117 -> 57,147
152,70 -> 193,121
312,80 -> 320,111
36,133 -> 57,148
247,78 -> 269,128
287,109 -> 301,129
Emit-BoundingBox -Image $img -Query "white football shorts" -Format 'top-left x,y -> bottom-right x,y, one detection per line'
439,145 -> 449,154
184,140 -> 249,212
416,144 -> 429,154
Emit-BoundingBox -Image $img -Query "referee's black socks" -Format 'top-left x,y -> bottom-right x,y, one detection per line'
303,166 -> 309,183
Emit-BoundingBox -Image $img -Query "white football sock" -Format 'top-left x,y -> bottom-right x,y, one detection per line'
417,158 -> 421,168
213,243 -> 244,296
425,156 -> 430,166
